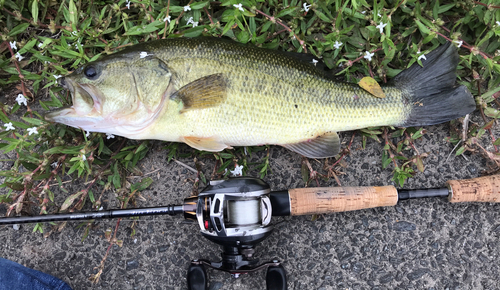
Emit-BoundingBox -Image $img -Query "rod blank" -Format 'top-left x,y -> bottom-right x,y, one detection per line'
398,188 -> 449,200
0,205 -> 183,225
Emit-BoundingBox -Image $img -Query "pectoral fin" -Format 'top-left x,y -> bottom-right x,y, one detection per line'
282,132 -> 340,158
171,74 -> 227,113
181,136 -> 230,152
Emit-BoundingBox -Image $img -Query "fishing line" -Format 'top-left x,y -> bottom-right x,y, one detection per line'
227,199 -> 261,226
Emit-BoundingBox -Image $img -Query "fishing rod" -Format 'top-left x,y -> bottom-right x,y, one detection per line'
1,175 -> 499,290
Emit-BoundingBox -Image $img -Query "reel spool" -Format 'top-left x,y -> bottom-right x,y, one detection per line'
188,177 -> 287,290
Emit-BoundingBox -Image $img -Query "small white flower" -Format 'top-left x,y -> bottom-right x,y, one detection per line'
9,41 -> 17,50
85,131 -> 90,138
53,75 -> 62,79
312,59 -> 318,66
364,51 -> 375,61
303,3 -> 311,12
126,0 -> 131,9
497,21 -> 500,26
72,31 -> 77,36
230,165 -> 244,177
12,224 -> 20,230
183,5 -> 191,11
38,42 -> 43,48
16,94 -> 27,106
99,206 -> 104,211
233,3 -> 244,11
134,238 -> 137,244
454,40 -> 463,48
15,52 -> 24,61
82,154 -> 86,161
4,122 -> 14,131
334,40 -> 343,49
163,15 -> 171,23
186,17 -> 198,27
51,162 -> 59,168
106,133 -> 115,139
418,53 -> 426,61
361,11 -> 366,14
27,127 -> 38,135
376,22 -> 387,34
139,51 -> 152,58
377,13 -> 382,17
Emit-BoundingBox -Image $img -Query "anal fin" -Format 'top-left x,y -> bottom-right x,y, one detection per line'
282,132 -> 340,158
181,136 -> 230,152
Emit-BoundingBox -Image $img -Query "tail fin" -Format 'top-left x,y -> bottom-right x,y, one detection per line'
393,43 -> 476,127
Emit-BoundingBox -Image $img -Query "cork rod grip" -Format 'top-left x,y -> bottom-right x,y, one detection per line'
447,174 -> 500,203
288,186 -> 399,216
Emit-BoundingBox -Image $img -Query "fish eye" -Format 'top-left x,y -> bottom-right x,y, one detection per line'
84,65 -> 99,79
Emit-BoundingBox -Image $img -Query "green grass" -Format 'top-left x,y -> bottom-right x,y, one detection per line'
1,0 -> 500,230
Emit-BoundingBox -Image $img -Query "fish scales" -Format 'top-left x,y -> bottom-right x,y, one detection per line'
143,39 -> 409,145
46,38 -> 476,158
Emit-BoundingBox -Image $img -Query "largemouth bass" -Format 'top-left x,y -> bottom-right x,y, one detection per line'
46,38 -> 475,158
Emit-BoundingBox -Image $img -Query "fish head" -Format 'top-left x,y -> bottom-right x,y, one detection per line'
46,51 -> 174,135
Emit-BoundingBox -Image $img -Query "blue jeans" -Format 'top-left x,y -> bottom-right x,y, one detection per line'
0,258 -> 72,290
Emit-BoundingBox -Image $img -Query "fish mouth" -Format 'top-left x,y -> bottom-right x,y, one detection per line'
45,76 -> 78,123
44,106 -> 105,129
45,106 -> 74,121
57,76 -> 76,97
44,78 -> 105,130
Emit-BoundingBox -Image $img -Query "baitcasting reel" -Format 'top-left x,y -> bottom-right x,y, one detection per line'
185,177 -> 286,290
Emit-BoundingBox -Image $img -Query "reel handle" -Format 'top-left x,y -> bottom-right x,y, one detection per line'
287,186 -> 398,216
447,174 -> 500,203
